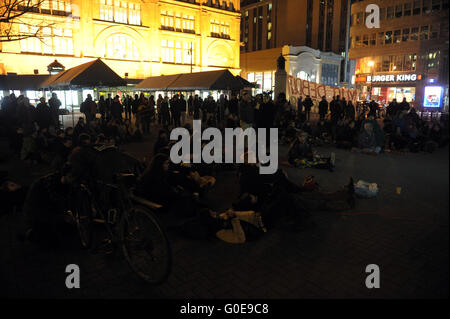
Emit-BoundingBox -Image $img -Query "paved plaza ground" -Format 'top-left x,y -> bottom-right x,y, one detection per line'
0,122 -> 448,299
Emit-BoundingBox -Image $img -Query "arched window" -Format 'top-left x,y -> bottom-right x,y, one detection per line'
104,34 -> 139,60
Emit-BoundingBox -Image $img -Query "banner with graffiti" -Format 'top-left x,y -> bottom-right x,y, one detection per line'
287,75 -> 359,106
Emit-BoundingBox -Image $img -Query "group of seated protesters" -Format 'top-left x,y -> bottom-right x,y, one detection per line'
281,108 -> 448,160
1,91 -> 448,246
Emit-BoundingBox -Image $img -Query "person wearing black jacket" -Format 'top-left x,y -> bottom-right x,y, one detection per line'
318,96 -> 328,121
302,95 -> 313,121
110,95 -> 123,121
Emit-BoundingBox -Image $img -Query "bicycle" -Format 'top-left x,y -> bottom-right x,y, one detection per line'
69,173 -> 172,285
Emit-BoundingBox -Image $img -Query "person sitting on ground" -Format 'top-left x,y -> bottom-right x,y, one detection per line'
153,129 -> 169,155
312,120 -> 332,145
136,153 -> 210,219
336,120 -> 358,149
288,131 -> 335,170
356,122 -> 381,154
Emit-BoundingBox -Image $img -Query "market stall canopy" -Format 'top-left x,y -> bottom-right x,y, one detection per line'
134,74 -> 181,91
235,75 -> 257,89
40,58 -> 126,89
0,74 -> 50,90
135,70 -> 244,91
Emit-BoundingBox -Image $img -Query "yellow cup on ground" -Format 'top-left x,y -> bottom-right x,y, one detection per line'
396,187 -> 402,195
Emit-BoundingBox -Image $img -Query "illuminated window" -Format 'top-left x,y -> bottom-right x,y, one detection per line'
100,0 -> 114,21
129,3 -> 141,25
161,10 -> 174,30
19,25 -> 73,55
105,34 -> 139,60
210,20 -> 230,39
100,1 -> 141,25
161,40 -> 194,64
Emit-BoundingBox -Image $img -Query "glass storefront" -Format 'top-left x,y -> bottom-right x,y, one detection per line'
371,86 -> 415,104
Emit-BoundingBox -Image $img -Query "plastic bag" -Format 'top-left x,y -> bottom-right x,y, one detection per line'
354,180 -> 378,198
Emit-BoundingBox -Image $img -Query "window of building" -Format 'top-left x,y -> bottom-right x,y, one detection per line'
129,3 -> 141,25
370,33 -> 376,46
393,30 -> 401,43
160,39 -> 194,64
402,28 -> 410,42
427,50 -> 440,69
385,31 -> 393,44
411,27 -> 419,40
114,1 -> 127,23
356,12 -> 363,25
382,56 -> 391,72
386,6 -> 394,19
355,35 -> 361,47
19,25 -> 42,53
105,34 -> 139,60
21,0 -> 71,15
395,5 -> 402,18
413,0 -> 421,15
161,10 -> 174,30
431,0 -> 441,11
430,24 -> 439,39
210,20 -> 230,39
379,7 -> 386,20
422,0 -> 431,14
20,24 -> 73,55
443,0 -> 449,10
404,3 -> 411,16
378,32 -> 384,45
420,25 -> 429,39
362,34 -> 369,47
100,1 -> 141,25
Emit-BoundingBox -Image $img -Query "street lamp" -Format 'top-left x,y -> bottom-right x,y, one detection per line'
368,60 -> 374,100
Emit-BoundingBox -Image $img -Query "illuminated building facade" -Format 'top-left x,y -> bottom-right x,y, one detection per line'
349,0 -> 449,110
0,0 -> 241,80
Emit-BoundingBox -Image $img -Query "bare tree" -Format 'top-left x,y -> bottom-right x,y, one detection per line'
0,0 -> 57,42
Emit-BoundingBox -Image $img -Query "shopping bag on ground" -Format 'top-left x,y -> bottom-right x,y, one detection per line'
354,180 -> 378,198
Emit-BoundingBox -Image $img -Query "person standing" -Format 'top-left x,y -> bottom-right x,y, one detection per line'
105,93 -> 113,121
110,95 -> 123,121
345,100 -> 356,121
160,96 -> 170,128
399,97 -> 410,112
297,96 -> 303,117
48,93 -> 61,128
98,95 -> 106,123
80,94 -> 97,124
193,94 -> 201,120
187,94 -> 194,118
124,94 -> 132,120
368,100 -> 378,118
179,94 -> 187,125
302,95 -> 313,121
318,96 -> 328,121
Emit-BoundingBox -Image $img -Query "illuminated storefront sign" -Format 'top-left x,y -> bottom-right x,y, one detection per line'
367,74 -> 419,83
423,86 -> 443,108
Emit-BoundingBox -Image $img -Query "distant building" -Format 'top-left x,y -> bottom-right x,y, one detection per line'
349,0 -> 449,110
240,0 -> 354,90
0,0 -> 241,80
241,45 -> 343,95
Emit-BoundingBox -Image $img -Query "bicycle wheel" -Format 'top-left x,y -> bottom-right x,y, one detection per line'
121,205 -> 171,284
73,188 -> 94,249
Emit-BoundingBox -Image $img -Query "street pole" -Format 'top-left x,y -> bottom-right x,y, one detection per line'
344,0 -> 351,88
190,45 -> 193,74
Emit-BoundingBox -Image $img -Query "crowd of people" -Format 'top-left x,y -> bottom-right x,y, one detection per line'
0,90 -> 448,245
